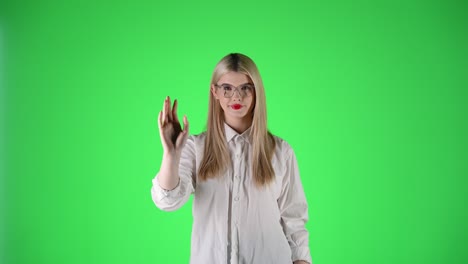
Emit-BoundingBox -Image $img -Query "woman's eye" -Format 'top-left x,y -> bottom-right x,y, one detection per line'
242,85 -> 253,91
222,85 -> 232,91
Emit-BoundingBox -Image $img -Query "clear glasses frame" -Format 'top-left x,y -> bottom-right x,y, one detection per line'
214,83 -> 255,98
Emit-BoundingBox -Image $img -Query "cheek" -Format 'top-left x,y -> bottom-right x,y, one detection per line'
248,97 -> 255,108
219,98 -> 229,108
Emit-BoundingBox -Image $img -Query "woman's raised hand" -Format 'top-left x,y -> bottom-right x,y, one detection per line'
158,96 -> 189,156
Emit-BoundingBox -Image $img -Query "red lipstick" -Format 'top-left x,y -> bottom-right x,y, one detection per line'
231,104 -> 242,110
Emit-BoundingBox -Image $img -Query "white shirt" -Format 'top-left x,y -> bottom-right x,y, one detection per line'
151,123 -> 312,264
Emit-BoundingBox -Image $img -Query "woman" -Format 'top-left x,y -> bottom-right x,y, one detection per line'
151,53 -> 312,264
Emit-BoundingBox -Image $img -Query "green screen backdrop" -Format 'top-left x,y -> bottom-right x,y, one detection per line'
1,0 -> 467,263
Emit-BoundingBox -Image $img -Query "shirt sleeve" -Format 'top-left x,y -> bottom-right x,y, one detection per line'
151,135 -> 196,211
277,146 -> 312,264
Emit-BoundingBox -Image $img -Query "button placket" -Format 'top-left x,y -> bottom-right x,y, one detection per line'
231,135 -> 244,261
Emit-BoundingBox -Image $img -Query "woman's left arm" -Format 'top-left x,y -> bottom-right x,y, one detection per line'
278,146 -> 312,264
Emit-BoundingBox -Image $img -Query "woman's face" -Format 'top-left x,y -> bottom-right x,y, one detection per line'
211,71 -> 256,125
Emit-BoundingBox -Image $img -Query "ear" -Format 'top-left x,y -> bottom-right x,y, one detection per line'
210,84 -> 218,99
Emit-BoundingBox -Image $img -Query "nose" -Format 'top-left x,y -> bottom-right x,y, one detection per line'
231,88 -> 242,100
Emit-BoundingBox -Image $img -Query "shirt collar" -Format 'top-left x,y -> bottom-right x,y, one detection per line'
224,122 -> 252,144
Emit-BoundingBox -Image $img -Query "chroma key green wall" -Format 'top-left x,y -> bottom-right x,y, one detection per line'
1,0 -> 467,263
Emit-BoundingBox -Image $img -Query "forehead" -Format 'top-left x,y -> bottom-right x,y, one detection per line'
218,71 -> 252,85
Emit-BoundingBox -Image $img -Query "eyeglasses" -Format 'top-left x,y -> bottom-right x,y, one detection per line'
215,83 -> 255,98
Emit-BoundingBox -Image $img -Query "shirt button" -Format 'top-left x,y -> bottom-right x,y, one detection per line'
234,197 -> 239,201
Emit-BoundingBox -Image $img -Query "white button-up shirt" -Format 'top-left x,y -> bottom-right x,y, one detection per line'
151,123 -> 312,264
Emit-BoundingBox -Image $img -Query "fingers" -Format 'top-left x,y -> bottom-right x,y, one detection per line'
159,96 -> 187,150
166,96 -> 173,122
183,115 -> 189,134
157,110 -> 162,130
162,96 -> 175,126
158,111 -> 170,151
161,98 -> 167,126
172,99 -> 180,124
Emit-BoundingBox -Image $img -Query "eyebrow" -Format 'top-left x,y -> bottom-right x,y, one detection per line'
219,82 -> 253,86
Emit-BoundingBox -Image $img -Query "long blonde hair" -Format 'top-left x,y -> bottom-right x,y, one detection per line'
198,53 -> 276,187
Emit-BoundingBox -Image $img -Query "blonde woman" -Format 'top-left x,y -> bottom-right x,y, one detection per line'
151,53 -> 312,264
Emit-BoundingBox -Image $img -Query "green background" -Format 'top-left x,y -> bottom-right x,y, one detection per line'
1,0 -> 467,263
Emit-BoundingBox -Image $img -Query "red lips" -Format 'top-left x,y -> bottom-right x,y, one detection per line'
231,104 -> 242,110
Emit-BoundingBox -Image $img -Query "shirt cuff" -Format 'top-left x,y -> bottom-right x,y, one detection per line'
151,173 -> 194,211
152,176 -> 182,199
291,246 -> 312,264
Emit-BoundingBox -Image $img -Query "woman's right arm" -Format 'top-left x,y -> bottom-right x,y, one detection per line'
157,96 -> 189,189
151,96 -> 192,211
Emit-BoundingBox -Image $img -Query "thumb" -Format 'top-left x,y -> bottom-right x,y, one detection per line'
175,130 -> 188,150
175,115 -> 189,149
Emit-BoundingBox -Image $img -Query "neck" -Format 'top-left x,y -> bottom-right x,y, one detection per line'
225,115 -> 253,134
